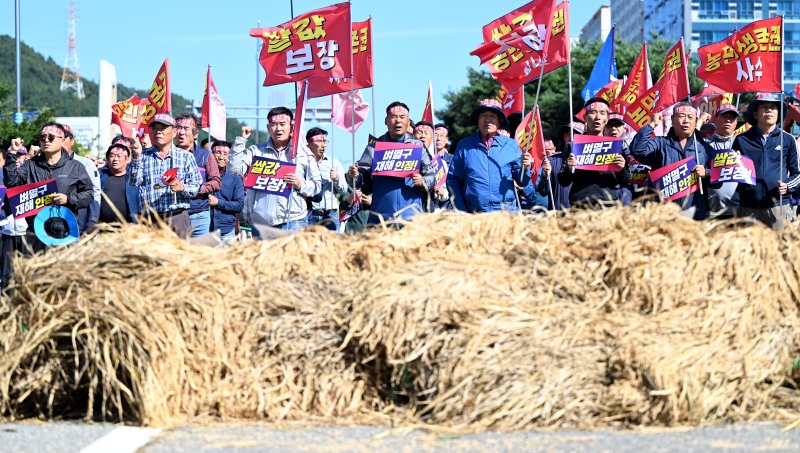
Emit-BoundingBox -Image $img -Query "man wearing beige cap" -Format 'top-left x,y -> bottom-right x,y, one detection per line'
127,114 -> 202,237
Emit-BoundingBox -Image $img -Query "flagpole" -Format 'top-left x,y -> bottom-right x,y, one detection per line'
255,20 -> 261,144
371,86 -> 377,136
350,78 -> 357,199
289,0 -> 299,103
521,85 -> 526,117
568,60 -> 575,173
780,15 -> 786,214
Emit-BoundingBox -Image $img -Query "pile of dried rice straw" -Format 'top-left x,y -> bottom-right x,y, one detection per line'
1,203 -> 799,431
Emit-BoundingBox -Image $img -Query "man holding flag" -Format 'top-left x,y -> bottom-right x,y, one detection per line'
558,98 -> 629,208
229,107 -> 321,231
733,94 -> 800,230
447,99 -> 532,213
632,102 -> 714,219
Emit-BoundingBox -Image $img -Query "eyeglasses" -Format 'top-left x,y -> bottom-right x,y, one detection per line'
39,134 -> 64,143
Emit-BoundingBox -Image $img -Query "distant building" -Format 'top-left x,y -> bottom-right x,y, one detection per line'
642,0 -> 800,92
611,0 -> 645,44
581,5 -> 612,42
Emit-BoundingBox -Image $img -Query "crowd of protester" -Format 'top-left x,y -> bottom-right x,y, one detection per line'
1,93 -> 798,287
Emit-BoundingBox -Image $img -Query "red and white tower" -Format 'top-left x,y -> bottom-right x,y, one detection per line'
60,1 -> 85,99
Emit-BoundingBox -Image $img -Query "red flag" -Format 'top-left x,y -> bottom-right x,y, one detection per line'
515,106 -> 545,183
624,39 -> 691,131
251,3 -> 351,87
575,79 -> 623,121
614,43 -> 652,112
794,82 -> 800,100
332,89 -> 369,133
291,80 -> 309,159
201,67 -> 227,140
696,16 -> 782,94
139,58 -> 171,131
307,18 -> 374,98
495,87 -> 524,117
421,81 -> 434,123
111,94 -> 147,139
494,1 -> 570,94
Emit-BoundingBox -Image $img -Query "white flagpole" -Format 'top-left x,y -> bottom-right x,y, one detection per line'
568,59 -> 575,173
371,86 -> 377,136
780,15 -> 786,213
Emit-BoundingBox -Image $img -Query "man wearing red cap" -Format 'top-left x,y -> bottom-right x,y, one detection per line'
704,104 -> 740,218
733,93 -> 800,229
447,99 -> 532,212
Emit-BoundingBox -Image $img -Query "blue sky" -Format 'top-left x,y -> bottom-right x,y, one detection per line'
1,0 -> 601,160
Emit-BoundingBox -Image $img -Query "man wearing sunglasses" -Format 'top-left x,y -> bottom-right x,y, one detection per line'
3,122 -> 94,252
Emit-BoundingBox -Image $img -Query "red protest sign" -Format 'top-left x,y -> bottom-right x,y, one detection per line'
495,87 -> 524,117
624,39 -> 690,131
307,18 -> 374,98
696,16 -> 782,94
251,2 -> 351,87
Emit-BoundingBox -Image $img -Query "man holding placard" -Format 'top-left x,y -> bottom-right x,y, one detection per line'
559,98 -> 629,209
4,122 -> 94,251
704,104 -> 740,219
230,107 -> 321,231
632,102 -> 713,219
347,102 -> 433,223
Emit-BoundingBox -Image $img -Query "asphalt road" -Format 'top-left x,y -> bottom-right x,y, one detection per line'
1,421 -> 798,452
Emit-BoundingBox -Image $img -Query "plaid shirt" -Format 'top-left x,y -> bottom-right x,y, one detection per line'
128,145 -> 202,214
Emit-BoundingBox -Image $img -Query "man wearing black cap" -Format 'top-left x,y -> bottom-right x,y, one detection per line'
128,114 -> 202,238
733,93 -> 800,229
346,102 -> 434,223
4,122 -> 94,252
632,102 -> 713,219
704,104 -> 740,219
558,98 -> 629,209
61,123 -> 102,232
447,99 -> 532,213
99,142 -> 140,223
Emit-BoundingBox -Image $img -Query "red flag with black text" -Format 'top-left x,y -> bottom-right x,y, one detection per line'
614,43 -> 652,112
623,38 -> 691,131
250,3 -> 351,87
696,16 -> 782,94
307,18 -> 374,98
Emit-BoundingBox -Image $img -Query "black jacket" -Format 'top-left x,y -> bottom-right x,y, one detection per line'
4,149 -> 94,215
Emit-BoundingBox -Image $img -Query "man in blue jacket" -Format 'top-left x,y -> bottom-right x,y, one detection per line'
346,102 -> 434,223
98,142 -> 140,223
632,102 -> 713,220
208,141 -> 244,243
447,99 -> 532,212
733,93 -> 800,230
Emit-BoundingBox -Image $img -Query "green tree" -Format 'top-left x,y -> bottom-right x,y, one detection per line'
439,36 -> 707,149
